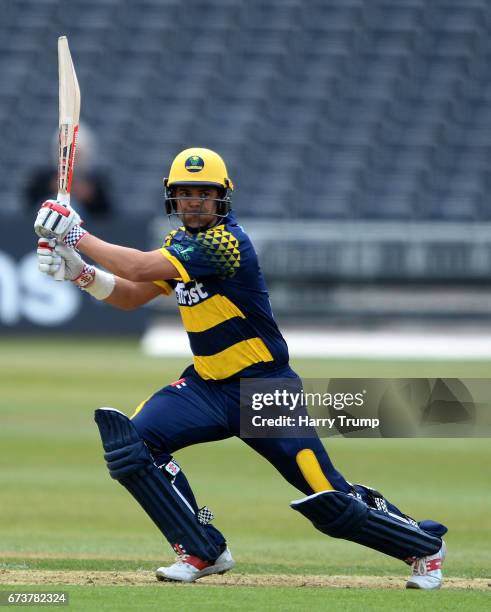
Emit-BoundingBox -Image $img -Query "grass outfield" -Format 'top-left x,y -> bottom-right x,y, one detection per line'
1,338 -> 490,610
0,586 -> 489,612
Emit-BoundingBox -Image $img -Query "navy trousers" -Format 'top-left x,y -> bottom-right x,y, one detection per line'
131,364 -> 403,548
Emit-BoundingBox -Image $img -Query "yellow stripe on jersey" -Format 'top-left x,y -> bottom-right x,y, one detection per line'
159,248 -> 191,283
296,449 -> 335,492
153,280 -> 173,295
179,294 -> 245,332
194,337 -> 274,380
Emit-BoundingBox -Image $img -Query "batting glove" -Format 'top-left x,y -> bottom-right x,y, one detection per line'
62,224 -> 89,249
37,238 -> 85,280
37,238 -> 115,297
34,199 -> 83,241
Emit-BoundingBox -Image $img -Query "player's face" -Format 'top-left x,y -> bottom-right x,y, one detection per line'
175,186 -> 219,229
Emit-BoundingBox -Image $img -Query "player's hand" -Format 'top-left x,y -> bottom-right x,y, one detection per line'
34,199 -> 82,240
37,238 -> 85,281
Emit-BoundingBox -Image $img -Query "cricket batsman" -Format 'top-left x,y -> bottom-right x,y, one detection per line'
34,148 -> 447,588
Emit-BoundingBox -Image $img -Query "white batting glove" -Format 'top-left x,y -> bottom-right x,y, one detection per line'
37,238 -> 85,280
37,238 -> 115,298
34,199 -> 85,243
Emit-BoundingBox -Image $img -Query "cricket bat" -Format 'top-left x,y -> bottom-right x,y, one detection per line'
54,35 -> 80,280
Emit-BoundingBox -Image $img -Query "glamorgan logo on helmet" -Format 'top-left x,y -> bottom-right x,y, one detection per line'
185,155 -> 204,172
163,147 -> 234,226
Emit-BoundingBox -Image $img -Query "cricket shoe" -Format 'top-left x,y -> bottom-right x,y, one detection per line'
406,541 -> 446,590
155,547 -> 235,583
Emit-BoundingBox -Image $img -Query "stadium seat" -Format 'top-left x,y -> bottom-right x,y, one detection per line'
2,0 -> 491,221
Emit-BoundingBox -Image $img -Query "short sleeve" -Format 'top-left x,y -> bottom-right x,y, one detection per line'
161,226 -> 242,280
152,279 -> 175,295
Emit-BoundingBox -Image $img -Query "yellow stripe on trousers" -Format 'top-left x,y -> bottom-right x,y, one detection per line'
194,337 -> 274,380
179,294 -> 246,332
296,448 -> 335,492
131,394 -> 152,419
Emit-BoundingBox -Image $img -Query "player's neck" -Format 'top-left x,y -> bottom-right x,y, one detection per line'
185,217 -> 223,235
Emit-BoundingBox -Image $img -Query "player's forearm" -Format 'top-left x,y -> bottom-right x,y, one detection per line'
103,277 -> 163,310
78,234 -> 149,281
77,234 -> 179,282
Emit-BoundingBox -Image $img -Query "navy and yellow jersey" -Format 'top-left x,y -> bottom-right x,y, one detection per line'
153,213 -> 289,381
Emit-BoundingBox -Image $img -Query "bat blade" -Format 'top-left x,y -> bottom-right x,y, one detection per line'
57,35 -> 80,205
55,35 -> 81,280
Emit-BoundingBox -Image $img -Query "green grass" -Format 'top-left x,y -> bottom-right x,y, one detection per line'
1,338 -> 490,610
0,586 -> 489,612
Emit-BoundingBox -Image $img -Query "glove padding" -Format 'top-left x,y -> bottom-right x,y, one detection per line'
34,199 -> 81,240
37,238 -> 85,281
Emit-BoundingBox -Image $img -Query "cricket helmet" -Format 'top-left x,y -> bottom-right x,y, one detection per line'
163,147 -> 234,218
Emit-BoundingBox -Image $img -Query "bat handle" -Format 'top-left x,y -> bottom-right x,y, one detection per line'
54,192 -> 69,281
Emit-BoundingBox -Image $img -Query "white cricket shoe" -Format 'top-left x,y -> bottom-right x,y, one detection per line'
155,547 -> 235,583
406,541 -> 446,590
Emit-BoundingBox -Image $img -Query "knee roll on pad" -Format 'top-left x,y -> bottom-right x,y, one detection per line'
95,407 -> 154,479
95,407 -> 140,452
94,407 -> 221,562
291,491 -> 445,562
104,441 -> 153,479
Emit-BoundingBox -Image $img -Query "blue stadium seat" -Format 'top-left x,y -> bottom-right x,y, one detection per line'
1,0 -> 490,221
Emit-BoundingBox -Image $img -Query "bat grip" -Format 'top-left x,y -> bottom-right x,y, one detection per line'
54,191 -> 70,281
54,193 -> 69,281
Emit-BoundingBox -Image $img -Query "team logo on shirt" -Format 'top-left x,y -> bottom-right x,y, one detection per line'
185,155 -> 204,172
